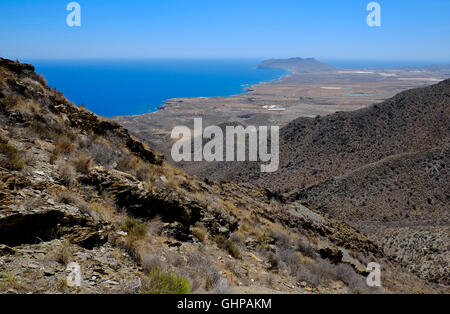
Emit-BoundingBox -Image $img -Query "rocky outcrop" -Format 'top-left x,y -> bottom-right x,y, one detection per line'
79,168 -> 239,240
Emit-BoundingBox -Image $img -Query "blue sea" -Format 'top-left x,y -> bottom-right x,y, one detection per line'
29,59 -> 287,117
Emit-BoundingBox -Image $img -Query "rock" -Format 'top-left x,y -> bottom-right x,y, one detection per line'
0,209 -> 105,248
319,248 -> 343,264
0,244 -> 15,256
105,280 -> 119,286
43,269 -> 55,276
159,176 -> 168,183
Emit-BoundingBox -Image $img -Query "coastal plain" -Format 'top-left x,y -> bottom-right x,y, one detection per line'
113,61 -> 450,161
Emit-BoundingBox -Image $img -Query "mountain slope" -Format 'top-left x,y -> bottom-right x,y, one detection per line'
220,79 -> 450,191
291,147 -> 449,284
1,58 -> 438,293
212,79 -> 450,285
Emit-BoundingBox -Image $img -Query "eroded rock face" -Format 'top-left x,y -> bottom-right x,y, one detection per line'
48,104 -> 164,166
79,168 -> 239,240
0,59 -> 35,76
80,168 -> 203,223
0,210 -> 107,249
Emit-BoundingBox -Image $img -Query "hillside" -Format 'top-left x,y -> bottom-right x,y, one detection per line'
1,58 -> 441,294
208,79 -> 449,285
257,57 -> 338,73
291,147 -> 449,284
217,79 -> 450,190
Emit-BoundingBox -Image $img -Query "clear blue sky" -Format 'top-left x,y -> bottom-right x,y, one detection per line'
1,0 -> 449,61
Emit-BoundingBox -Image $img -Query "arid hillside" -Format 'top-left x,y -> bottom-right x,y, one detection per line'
1,58 -> 441,294
208,79 -> 449,285
205,79 -> 450,191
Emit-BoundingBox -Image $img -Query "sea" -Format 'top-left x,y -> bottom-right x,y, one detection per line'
29,59 -> 287,117
29,59 -> 441,117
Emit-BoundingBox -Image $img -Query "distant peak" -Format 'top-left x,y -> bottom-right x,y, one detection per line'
257,57 -> 337,73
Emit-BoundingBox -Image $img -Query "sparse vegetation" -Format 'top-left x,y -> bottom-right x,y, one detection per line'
54,140 -> 75,156
142,268 -> 190,294
297,238 -> 318,259
57,161 -> 76,186
54,241 -> 73,266
120,217 -> 147,239
0,138 -> 24,170
213,235 -> 240,258
73,153 -> 93,174
191,224 -> 207,242
205,268 -> 221,291
0,273 -> 26,293
142,254 -> 164,273
0,58 -> 444,294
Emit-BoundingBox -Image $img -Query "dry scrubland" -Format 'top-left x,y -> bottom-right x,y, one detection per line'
0,58 -> 447,294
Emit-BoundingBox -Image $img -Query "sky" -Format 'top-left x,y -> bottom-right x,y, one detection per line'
0,0 -> 449,62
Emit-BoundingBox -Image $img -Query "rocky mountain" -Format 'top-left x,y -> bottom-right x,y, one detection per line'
257,57 -> 338,73
205,79 -> 450,285
0,58 -> 442,294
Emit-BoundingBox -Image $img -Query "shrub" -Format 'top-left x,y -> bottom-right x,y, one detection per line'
142,268 -> 190,294
214,235 -> 240,258
191,225 -> 207,242
187,248 -> 211,268
332,263 -> 368,293
0,139 -> 24,170
296,267 -> 320,288
33,72 -> 47,86
57,191 -> 82,205
0,273 -> 22,293
297,239 -> 318,259
270,230 -> 292,249
278,248 -> 302,274
87,142 -> 123,168
56,191 -> 92,216
120,217 -> 147,239
57,161 -> 76,186
267,252 -> 280,270
73,153 -> 93,174
265,273 -> 276,286
54,140 -> 75,156
166,251 -> 185,267
29,120 -> 60,140
205,269 -> 221,291
142,254 -> 164,273
54,241 -> 72,265
230,232 -> 243,245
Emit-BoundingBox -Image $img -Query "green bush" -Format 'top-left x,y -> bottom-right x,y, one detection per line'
120,217 -> 147,239
142,268 -> 190,294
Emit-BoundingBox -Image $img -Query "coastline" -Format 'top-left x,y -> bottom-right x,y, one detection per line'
150,69 -> 292,115
112,65 -> 448,163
